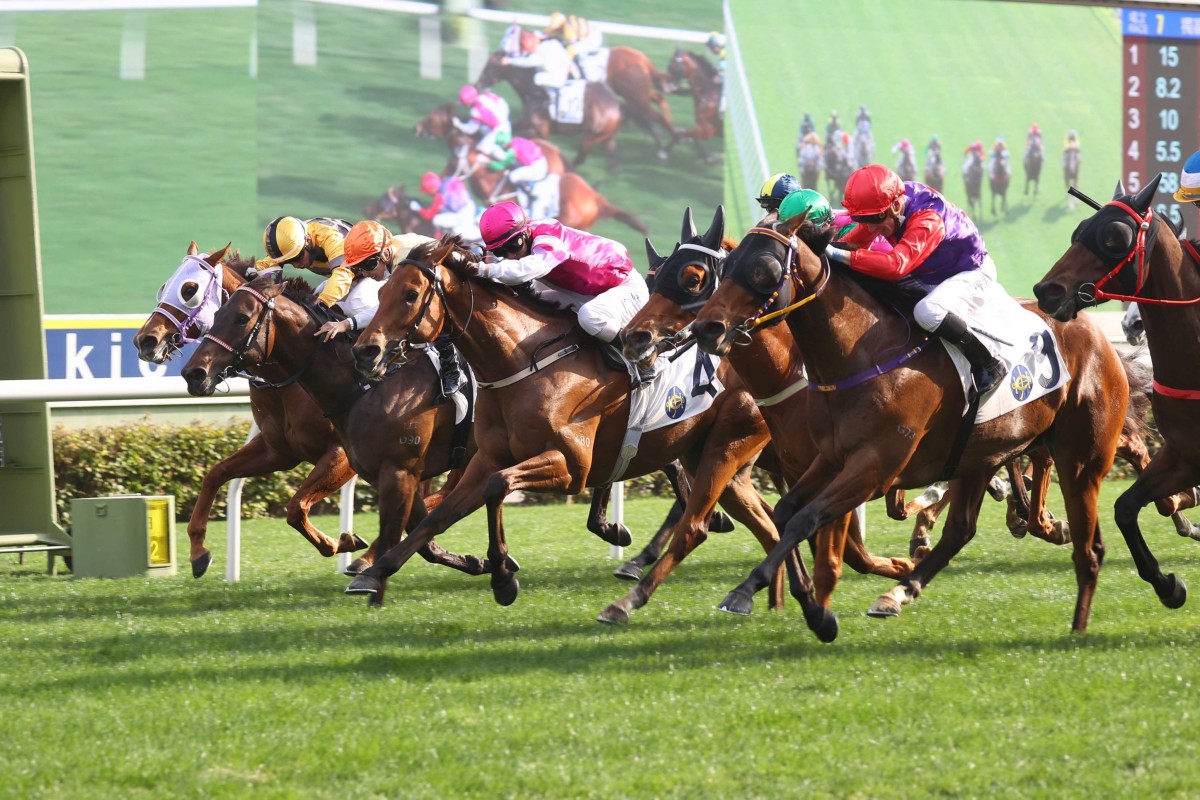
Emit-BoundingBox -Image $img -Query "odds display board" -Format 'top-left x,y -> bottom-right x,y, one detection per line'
1122,8 -> 1200,236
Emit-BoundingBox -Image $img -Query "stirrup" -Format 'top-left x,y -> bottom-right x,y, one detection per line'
972,361 -> 1007,398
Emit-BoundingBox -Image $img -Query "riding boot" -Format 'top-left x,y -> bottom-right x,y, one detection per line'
433,336 -> 464,402
933,313 -> 1007,398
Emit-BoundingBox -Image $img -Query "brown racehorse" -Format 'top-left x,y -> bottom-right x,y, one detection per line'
135,244 -> 362,577
605,45 -> 678,160
1034,174 -> 1197,611
348,237 -> 839,639
693,213 -> 1131,635
621,206 -> 914,607
413,104 -> 647,235
364,185 -> 436,237
666,49 -> 722,163
476,51 -> 623,170
178,273 -> 530,605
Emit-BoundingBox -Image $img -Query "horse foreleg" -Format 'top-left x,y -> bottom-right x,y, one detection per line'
480,450 -> 576,606
907,494 -> 951,558
1112,445 -> 1199,611
345,453 -> 501,600
613,461 -> 694,581
286,446 -> 365,558
186,434 -> 305,578
838,509 -> 915,585
1117,427 -> 1200,533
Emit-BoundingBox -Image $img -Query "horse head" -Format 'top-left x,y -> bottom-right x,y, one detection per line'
353,236 -> 468,379
622,206 -> 726,364
1034,174 -> 1164,319
135,241 -> 235,364
695,212 -> 827,357
181,274 -> 315,396
414,103 -> 457,140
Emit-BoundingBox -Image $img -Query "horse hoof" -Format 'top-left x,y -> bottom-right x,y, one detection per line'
612,561 -> 643,581
1158,573 -> 1187,609
345,574 -> 381,595
807,608 -> 839,643
344,558 -> 369,577
351,534 -> 369,551
596,604 -> 630,624
718,589 -> 754,616
867,595 -> 902,618
505,555 -> 521,573
367,592 -> 385,608
908,536 -> 929,558
710,510 -> 735,533
492,574 -> 520,606
191,551 -> 212,579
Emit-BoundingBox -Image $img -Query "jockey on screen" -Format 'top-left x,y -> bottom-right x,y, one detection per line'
413,171 -> 478,241
1026,123 -> 1043,152
454,84 -> 511,156
482,130 -> 558,220
543,11 -> 603,78
824,164 -> 1012,398
502,30 -> 570,114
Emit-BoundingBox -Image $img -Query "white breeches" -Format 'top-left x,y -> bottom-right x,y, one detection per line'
538,270 -> 649,342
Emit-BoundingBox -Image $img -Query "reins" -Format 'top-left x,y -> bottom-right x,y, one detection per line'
735,226 -> 830,333
1086,202 -> 1200,306
200,283 -> 320,389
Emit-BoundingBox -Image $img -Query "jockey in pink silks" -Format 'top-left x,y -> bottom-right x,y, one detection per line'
455,84 -> 511,156
473,201 -> 647,343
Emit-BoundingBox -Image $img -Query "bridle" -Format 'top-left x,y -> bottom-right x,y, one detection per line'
732,225 -> 830,335
1082,201 -> 1200,306
198,283 -> 321,388
394,252 -> 476,348
149,255 -> 228,357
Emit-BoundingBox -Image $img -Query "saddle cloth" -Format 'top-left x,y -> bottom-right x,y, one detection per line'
553,80 -> 587,124
605,347 -> 724,482
416,345 -> 475,425
941,302 -> 1071,424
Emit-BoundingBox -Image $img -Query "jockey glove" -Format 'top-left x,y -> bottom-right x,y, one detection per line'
825,243 -> 852,264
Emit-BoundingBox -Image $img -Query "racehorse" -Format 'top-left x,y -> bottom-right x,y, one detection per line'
621,206 -> 916,607
135,244 -> 362,577
692,212 -> 1133,636
824,139 -> 853,203
1034,174 -> 1200,613
178,273 -> 528,605
989,149 -> 1011,215
797,137 -> 822,193
1063,144 -> 1082,209
895,145 -> 917,183
962,150 -> 983,218
1024,140 -> 1045,197
363,185 -> 436,237
347,237 -> 840,636
604,45 -> 678,159
923,150 -> 945,193
853,128 -> 874,173
413,104 -> 647,235
475,51 -> 623,169
666,49 -> 722,163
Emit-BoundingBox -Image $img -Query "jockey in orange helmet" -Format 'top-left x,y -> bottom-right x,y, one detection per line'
825,164 -> 1010,397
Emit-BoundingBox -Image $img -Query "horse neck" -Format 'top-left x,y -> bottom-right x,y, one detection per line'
255,298 -> 361,414
731,321 -> 806,402
1139,234 -> 1200,386
782,264 -> 903,387
442,271 -> 581,385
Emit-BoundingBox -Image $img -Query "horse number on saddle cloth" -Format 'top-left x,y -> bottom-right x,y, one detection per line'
942,305 -> 1070,424
553,80 -> 587,125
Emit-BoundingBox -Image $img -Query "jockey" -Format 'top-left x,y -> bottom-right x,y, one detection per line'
962,139 -> 985,173
925,134 -> 941,158
778,188 -> 892,253
1026,123 -> 1042,152
483,130 -> 557,220
314,220 -> 465,402
472,201 -> 647,345
705,31 -> 726,81
797,132 -> 823,170
855,104 -> 871,134
799,112 -> 815,138
503,29 -> 571,110
544,11 -> 603,77
414,171 -> 478,240
499,22 -> 523,57
892,138 -> 914,164
825,110 -> 841,142
824,164 -> 1009,397
257,216 -> 354,309
1172,149 -> 1200,208
988,136 -> 1009,178
1064,129 -> 1080,150
756,172 -> 801,213
454,84 -> 511,156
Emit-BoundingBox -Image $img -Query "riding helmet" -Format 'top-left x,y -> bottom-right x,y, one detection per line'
480,201 -> 530,251
778,189 -> 834,227
757,173 -> 801,211
842,164 -> 905,217
262,216 -> 308,265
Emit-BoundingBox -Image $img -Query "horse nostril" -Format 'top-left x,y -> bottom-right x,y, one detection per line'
182,366 -> 206,385
354,344 -> 381,366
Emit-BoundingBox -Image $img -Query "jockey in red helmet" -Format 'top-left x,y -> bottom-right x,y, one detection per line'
826,163 -> 1011,397
473,201 -> 647,344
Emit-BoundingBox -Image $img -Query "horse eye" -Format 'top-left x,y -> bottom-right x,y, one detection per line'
181,281 -> 202,308
1101,222 -> 1133,254
405,289 -> 419,303
235,313 -> 250,325
746,259 -> 779,293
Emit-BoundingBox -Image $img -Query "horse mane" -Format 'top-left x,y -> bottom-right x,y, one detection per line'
687,51 -> 718,81
222,251 -> 256,278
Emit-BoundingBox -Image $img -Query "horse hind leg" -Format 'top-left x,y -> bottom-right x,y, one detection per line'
613,461 -> 694,581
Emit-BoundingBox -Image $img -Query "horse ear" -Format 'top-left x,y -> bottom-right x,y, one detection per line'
781,210 -> 808,238
1131,173 -> 1162,214
702,205 -> 725,251
681,207 -> 698,242
207,244 -> 231,266
645,237 -> 663,268
1113,179 -> 1126,199
432,237 -> 457,264
187,240 -> 200,256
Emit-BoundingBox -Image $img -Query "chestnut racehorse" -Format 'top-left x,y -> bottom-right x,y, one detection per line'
1034,174 -> 1198,611
605,45 -> 678,160
413,104 -> 647,235
135,244 -> 362,577
621,206 -> 915,607
349,237 -> 838,638
666,49 -> 722,163
693,213 -> 1131,635
476,51 -> 623,169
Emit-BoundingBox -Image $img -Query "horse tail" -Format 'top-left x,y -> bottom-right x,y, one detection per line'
598,197 -> 650,235
1118,348 -> 1154,439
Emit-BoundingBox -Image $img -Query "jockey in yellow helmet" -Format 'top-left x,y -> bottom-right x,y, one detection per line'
257,216 -> 354,309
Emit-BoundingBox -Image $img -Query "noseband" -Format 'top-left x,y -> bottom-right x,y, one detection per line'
735,226 -> 830,333
200,284 -> 277,373
1080,201 -> 1200,306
